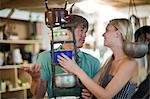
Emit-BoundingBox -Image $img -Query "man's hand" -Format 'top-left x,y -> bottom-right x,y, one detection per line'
20,64 -> 47,99
20,64 -> 41,81
81,89 -> 92,99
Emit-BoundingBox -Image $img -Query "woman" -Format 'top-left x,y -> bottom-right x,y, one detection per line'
58,18 -> 139,99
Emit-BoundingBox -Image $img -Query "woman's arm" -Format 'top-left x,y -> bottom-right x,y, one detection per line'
58,54 -> 137,99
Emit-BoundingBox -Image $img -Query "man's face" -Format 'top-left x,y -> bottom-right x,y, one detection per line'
137,33 -> 150,53
74,25 -> 87,48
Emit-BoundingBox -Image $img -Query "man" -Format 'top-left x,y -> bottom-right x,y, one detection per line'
131,26 -> 150,99
23,15 -> 100,98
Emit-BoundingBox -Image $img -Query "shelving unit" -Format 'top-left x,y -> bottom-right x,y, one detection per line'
0,64 -> 32,99
0,39 -> 39,99
49,26 -> 79,98
0,39 -> 40,99
0,17 -> 41,99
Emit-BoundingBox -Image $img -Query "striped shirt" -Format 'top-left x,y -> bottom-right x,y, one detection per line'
102,74 -> 137,99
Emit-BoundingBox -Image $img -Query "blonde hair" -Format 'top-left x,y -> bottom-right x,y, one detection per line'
98,18 -> 134,85
110,18 -> 133,42
98,56 -> 113,85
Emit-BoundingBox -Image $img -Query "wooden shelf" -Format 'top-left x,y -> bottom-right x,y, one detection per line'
0,87 -> 30,93
0,64 -> 32,69
0,40 -> 39,44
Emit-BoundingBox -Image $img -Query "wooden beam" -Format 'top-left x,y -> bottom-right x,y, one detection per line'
0,0 -> 79,12
1,0 -> 150,12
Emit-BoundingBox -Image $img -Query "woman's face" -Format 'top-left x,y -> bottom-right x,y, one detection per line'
103,24 -> 119,47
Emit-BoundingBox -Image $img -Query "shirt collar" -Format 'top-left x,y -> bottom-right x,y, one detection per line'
77,50 -> 82,58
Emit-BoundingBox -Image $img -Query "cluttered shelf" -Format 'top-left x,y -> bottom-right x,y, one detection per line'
0,16 -> 41,99
0,64 -> 32,99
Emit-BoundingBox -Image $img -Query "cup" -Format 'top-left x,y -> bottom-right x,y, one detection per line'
50,50 -> 72,63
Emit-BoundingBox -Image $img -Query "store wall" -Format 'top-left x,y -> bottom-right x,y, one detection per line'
95,5 -> 150,48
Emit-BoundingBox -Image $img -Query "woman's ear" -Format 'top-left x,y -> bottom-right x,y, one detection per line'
116,30 -> 122,37
117,30 -> 122,37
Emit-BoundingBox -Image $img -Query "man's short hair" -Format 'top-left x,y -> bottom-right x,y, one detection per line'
66,14 -> 89,30
135,26 -> 150,41
134,25 -> 150,52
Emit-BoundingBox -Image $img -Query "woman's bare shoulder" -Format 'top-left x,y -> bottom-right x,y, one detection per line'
121,58 -> 138,82
123,58 -> 138,67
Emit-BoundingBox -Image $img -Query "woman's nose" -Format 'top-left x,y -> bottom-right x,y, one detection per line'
102,32 -> 106,37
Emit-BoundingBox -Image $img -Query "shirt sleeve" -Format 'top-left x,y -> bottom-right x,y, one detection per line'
93,58 -> 101,77
36,51 -> 51,80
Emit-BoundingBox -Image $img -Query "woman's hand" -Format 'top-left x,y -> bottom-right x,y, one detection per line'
81,89 -> 92,99
57,53 -> 80,75
20,64 -> 41,81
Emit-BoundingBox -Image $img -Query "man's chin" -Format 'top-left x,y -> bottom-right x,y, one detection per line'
77,45 -> 83,48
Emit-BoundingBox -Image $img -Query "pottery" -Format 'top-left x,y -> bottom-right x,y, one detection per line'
123,42 -> 148,58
